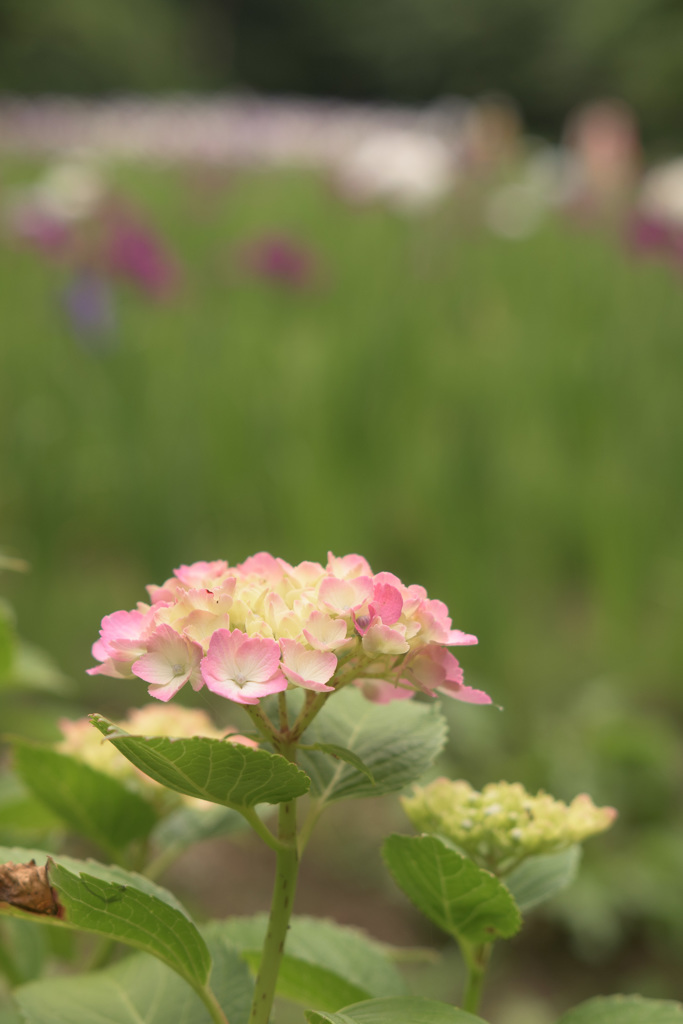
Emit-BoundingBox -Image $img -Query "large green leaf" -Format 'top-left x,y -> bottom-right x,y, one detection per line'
0,604 -> 14,679
556,995 -> 683,1023
2,641 -> 71,695
11,742 -> 157,858
15,929 -> 253,1024
0,773 -> 62,845
152,803 -> 252,852
383,835 -> 521,946
0,847 -> 209,991
504,845 -> 581,914
90,716 -> 310,809
218,913 -> 406,1011
298,689 -> 447,803
0,918 -> 47,984
306,995 -> 488,1024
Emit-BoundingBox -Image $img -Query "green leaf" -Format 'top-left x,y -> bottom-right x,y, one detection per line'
0,604 -> 15,679
4,641 -> 72,695
504,845 -> 581,914
90,716 -> 310,809
0,773 -> 62,844
15,930 -> 253,1024
298,689 -> 447,803
218,913 -> 406,1011
0,847 -> 210,992
12,741 -> 158,858
306,995 -> 488,1024
152,803 -> 252,852
556,995 -> 683,1023
0,918 -> 47,984
303,744 -> 375,782
383,834 -> 521,946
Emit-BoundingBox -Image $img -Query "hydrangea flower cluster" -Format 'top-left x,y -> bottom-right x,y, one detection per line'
88,552 -> 488,708
58,704 -> 256,809
402,778 -> 617,875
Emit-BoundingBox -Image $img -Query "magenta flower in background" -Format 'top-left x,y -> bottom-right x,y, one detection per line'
242,233 -> 317,288
103,203 -> 180,299
10,206 -> 72,257
89,552 -> 487,708
626,213 -> 683,268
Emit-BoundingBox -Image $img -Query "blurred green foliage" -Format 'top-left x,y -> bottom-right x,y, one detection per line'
1,158 -> 683,1000
2,1 -> 683,146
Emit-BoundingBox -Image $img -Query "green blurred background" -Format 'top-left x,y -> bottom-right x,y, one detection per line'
1,3 -> 683,1022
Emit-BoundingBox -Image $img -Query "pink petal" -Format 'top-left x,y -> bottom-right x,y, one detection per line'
353,677 -> 414,703
280,639 -> 337,691
369,582 -> 403,625
319,575 -> 373,613
233,636 -> 282,683
444,629 -> 479,646
174,560 -> 229,588
361,622 -> 410,656
303,611 -> 349,651
439,682 -> 492,704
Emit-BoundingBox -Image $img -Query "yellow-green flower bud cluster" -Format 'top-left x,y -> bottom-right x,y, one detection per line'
402,778 -> 617,875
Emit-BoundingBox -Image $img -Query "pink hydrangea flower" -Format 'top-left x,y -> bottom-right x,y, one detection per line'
88,551 -> 487,708
201,628 -> 287,705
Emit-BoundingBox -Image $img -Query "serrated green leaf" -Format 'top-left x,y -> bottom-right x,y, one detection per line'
0,847 -> 210,991
556,995 -> 683,1023
383,834 -> 521,946
12,742 -> 158,858
90,716 -> 310,809
504,845 -> 581,914
306,995 -> 488,1024
298,689 -> 447,803
14,929 -> 253,1024
219,913 -> 406,1011
304,744 -> 375,781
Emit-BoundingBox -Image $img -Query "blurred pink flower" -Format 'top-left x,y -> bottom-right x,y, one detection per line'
242,234 -> 316,288
104,203 -> 180,298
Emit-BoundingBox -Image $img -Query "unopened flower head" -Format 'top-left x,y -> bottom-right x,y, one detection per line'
88,552 -> 487,708
58,703 -> 256,810
402,778 -> 617,875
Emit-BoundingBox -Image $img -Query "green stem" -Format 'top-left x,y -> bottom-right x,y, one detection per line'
247,799 -> 299,1024
289,690 -> 332,741
297,796 -> 324,856
240,806 -> 290,854
197,982 -> 231,1024
462,942 -> 491,1016
242,704 -> 280,744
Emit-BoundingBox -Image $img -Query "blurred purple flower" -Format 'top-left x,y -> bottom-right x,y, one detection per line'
104,205 -> 180,299
242,234 -> 316,288
61,270 -> 117,351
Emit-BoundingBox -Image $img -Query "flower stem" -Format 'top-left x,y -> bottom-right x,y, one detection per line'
247,798 -> 299,1024
462,942 -> 491,1016
197,983 -> 231,1024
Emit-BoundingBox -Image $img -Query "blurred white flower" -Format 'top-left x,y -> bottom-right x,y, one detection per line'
638,158 -> 683,227
337,130 -> 456,213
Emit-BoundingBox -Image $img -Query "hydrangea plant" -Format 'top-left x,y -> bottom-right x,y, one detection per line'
0,553 -> 679,1024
